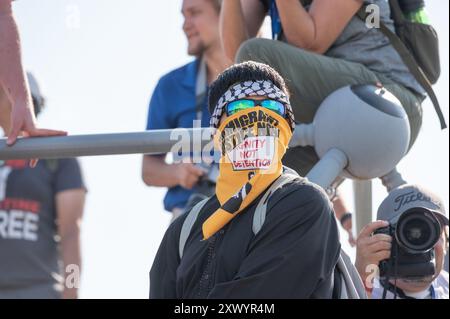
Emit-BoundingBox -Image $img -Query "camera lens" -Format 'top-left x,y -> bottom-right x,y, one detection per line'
396,208 -> 441,254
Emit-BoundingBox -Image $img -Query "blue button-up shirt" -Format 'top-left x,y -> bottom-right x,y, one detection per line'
146,60 -> 211,212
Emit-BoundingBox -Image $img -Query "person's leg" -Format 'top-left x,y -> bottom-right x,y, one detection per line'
236,38 -> 383,124
376,75 -> 423,148
236,38 -> 422,174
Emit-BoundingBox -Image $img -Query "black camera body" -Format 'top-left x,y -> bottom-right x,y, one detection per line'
182,162 -> 219,214
375,207 -> 442,280
195,162 -> 219,197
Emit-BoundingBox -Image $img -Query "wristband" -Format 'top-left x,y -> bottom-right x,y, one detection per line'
340,212 -> 353,227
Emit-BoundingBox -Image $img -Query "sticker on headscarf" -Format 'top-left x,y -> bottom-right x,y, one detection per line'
218,109 -> 281,171
227,136 -> 276,170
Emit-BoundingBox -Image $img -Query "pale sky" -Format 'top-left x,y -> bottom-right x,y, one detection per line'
12,0 -> 449,298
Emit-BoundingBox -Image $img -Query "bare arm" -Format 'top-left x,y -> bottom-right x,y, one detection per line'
332,194 -> 356,246
275,0 -> 362,54
0,0 -> 33,140
56,189 -> 86,299
142,155 -> 204,190
0,0 -> 66,145
220,0 -> 266,61
142,155 -> 180,188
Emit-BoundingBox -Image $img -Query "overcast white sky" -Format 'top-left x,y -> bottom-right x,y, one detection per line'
12,0 -> 448,298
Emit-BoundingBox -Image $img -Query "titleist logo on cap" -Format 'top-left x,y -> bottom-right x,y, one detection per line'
394,191 -> 440,212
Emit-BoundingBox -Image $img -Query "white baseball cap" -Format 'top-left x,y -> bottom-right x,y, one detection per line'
377,184 -> 448,226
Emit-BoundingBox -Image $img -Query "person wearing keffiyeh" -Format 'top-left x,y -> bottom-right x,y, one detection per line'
150,61 -> 341,299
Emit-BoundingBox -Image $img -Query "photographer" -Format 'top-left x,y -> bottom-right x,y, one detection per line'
355,185 -> 449,299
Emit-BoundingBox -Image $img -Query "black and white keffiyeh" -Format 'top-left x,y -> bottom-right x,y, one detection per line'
210,80 -> 295,131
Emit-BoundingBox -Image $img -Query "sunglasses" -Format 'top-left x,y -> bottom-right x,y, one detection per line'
226,99 -> 286,117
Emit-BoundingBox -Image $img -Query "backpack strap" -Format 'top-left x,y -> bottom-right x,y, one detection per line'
179,197 -> 210,259
332,265 -> 343,299
337,250 -> 367,299
195,57 -> 207,121
357,3 -> 447,130
252,172 -> 300,236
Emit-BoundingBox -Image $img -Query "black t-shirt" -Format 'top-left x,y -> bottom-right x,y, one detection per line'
0,159 -> 85,293
150,176 -> 340,299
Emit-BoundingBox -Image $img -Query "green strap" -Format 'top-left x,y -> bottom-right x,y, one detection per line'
357,4 -> 447,129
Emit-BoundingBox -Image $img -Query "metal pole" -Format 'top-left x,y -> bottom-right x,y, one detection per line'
353,180 -> 373,234
289,123 -> 314,148
306,148 -> 348,189
0,128 -> 213,160
380,167 -> 407,192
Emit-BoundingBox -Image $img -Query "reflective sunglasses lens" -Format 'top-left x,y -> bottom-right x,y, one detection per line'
261,100 -> 285,116
226,100 -> 255,116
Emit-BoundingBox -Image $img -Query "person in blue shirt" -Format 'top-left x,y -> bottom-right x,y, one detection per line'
141,0 -> 230,221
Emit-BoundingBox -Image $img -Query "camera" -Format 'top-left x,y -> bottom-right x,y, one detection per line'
182,162 -> 219,214
375,207 -> 442,280
195,162 -> 219,196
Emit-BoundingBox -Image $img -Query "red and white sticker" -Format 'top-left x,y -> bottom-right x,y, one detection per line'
227,136 -> 276,171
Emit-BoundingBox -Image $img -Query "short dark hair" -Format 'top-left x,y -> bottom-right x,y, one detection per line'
208,61 -> 289,115
31,95 -> 44,117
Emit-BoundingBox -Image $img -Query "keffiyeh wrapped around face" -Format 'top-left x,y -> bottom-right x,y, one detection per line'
203,106 -> 293,240
210,80 -> 295,131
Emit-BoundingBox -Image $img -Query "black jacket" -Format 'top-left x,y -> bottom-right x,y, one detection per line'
150,177 -> 341,299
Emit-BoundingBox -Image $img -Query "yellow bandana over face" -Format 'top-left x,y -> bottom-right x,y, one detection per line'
202,107 -> 292,240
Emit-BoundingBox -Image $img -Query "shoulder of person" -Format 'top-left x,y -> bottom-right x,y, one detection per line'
157,60 -> 198,89
39,158 -> 81,177
54,158 -> 81,170
272,176 -> 331,205
432,270 -> 449,299
436,270 -> 449,286
267,177 -> 333,218
167,195 -> 219,238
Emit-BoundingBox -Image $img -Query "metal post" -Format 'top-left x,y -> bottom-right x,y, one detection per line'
380,167 -> 407,192
0,128 -> 213,160
353,180 -> 373,234
306,148 -> 348,189
289,123 -> 314,148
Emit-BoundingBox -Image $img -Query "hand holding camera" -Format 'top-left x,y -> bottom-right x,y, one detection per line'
175,163 -> 205,190
355,220 -> 392,286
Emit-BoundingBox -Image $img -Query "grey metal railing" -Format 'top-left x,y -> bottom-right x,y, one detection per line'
0,128 -> 212,160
